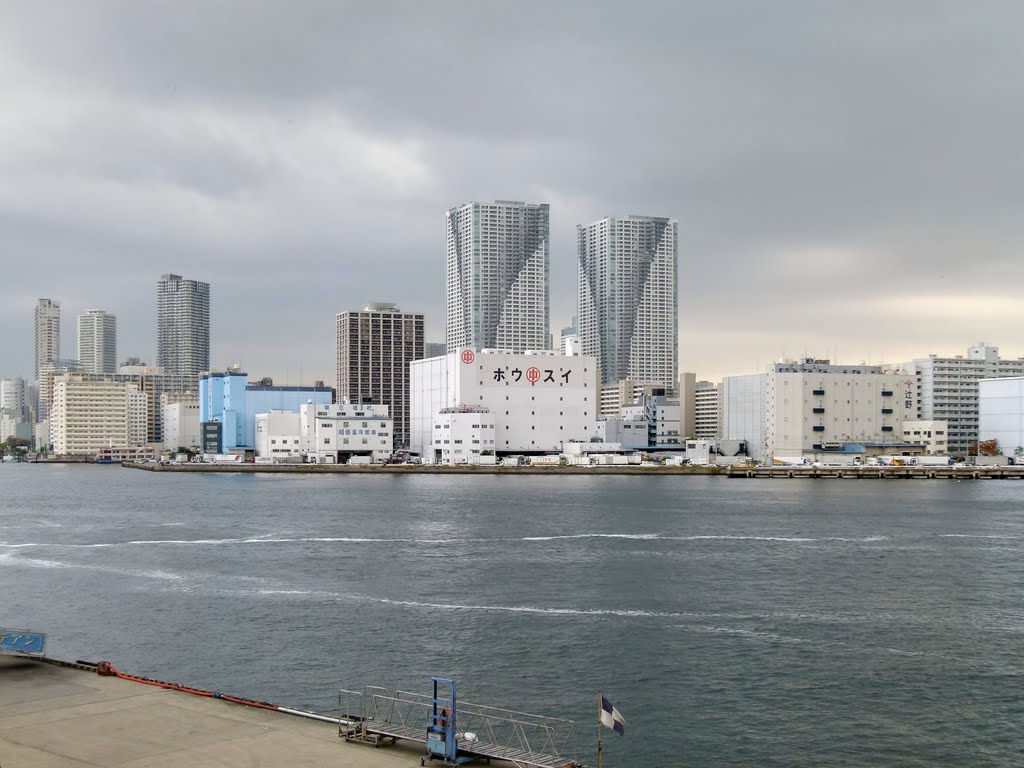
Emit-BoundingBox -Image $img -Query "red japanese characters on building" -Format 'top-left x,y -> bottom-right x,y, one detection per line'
461,350 -> 475,364
525,367 -> 541,383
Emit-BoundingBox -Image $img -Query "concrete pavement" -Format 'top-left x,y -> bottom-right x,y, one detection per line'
0,656 -> 456,767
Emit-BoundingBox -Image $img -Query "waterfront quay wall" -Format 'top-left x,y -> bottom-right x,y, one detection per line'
729,465 -> 1024,480
107,463 -> 1024,479
123,461 -> 720,475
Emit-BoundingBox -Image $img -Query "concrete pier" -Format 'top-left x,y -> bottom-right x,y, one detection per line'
0,656 -> 510,767
727,465 -> 1024,480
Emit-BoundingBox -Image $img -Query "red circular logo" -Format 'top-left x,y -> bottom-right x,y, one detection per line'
461,350 -> 475,364
526,367 -> 541,384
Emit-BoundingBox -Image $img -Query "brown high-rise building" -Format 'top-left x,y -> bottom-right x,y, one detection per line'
336,303 -> 424,450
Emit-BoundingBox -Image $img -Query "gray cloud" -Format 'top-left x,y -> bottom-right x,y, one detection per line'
2,1 -> 1023,386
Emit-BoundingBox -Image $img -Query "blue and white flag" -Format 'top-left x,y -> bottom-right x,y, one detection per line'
600,695 -> 624,735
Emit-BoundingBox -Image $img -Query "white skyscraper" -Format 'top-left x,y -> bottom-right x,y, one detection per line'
446,200 -> 550,353
77,309 -> 117,375
577,215 -> 678,387
34,298 -> 61,384
157,274 -> 210,393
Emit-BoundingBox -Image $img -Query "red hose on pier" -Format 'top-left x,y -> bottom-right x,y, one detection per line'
91,660 -> 335,719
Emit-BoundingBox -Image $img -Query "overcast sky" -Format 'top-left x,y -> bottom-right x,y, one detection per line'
2,1 -> 1023,385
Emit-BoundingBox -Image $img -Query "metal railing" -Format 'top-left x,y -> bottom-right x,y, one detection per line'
339,684 -> 579,768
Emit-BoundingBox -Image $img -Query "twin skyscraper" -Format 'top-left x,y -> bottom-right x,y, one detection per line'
445,200 -> 678,388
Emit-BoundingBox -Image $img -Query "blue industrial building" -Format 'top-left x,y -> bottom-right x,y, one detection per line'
199,368 -> 333,452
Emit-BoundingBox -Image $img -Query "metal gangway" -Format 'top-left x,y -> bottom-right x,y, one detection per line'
339,678 -> 580,768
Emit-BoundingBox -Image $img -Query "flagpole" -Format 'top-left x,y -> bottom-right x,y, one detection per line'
597,692 -> 603,768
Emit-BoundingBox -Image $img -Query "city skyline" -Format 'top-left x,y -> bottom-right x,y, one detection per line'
1,4 -> 1023,384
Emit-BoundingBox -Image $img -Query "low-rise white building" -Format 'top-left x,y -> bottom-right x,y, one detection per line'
684,439 -> 749,466
254,410 -> 303,460
410,349 -> 599,458
978,377 -> 1024,457
598,394 -> 680,449
162,393 -> 201,451
300,402 -> 392,463
431,406 -> 496,464
902,420 -> 948,455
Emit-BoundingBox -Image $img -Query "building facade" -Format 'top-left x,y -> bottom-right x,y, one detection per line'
34,299 -> 61,385
254,411 -> 303,460
599,379 -> 675,419
446,200 -> 550,353
410,349 -> 598,459
723,360 -> 915,462
49,374 -> 148,456
0,377 -> 26,422
199,368 -> 249,452
906,343 -> 1024,457
978,377 -> 1024,458
77,309 -> 117,375
694,380 -> 722,440
425,342 -> 447,359
37,359 -> 84,423
577,215 -> 678,387
431,406 -> 496,465
599,394 -> 681,449
299,402 -> 393,463
199,368 -> 333,453
157,274 -> 210,393
336,303 -> 424,450
162,393 -> 200,451
901,420 -> 949,455
118,364 -> 167,444
1,377 -> 29,444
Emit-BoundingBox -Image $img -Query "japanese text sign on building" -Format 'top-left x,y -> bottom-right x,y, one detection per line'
492,367 -> 572,385
0,629 -> 46,657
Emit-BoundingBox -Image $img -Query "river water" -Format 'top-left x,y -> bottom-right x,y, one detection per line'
2,464 -> 1022,766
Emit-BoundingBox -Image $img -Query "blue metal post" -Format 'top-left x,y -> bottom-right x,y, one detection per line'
431,677 -> 457,762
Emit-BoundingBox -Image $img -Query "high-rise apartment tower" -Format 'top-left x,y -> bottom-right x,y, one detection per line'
157,274 -> 210,393
337,303 -> 424,450
577,215 -> 678,387
77,309 -> 117,375
446,200 -> 550,353
34,299 -> 61,384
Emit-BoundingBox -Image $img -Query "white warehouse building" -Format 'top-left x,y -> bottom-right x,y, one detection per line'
162,393 -> 200,451
723,359 -> 917,462
252,403 -> 394,464
254,410 -> 303,460
410,349 -> 599,460
299,402 -> 392,464
978,377 -> 1024,457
